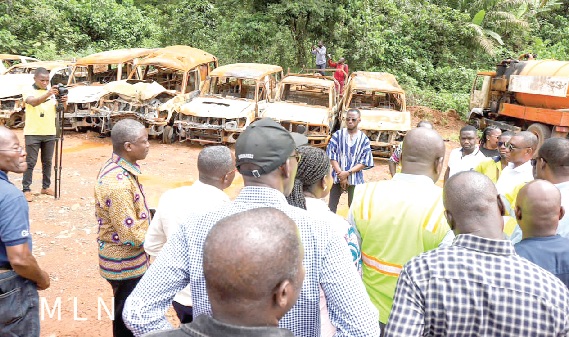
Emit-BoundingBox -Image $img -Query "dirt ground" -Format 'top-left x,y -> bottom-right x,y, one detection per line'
5,108 -> 463,337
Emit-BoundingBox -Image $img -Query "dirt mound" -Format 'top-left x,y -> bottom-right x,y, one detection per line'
409,106 -> 463,130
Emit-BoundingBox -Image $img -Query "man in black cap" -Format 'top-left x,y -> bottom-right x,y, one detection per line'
123,118 -> 380,337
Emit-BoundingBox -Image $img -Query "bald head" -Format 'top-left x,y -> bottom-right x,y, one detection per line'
0,126 -> 13,147
203,207 -> 304,323
516,180 -> 563,239
198,146 -> 235,180
444,171 -> 504,238
401,128 -> 445,182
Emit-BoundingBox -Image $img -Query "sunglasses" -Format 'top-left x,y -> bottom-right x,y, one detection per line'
531,157 -> 547,167
346,118 -> 358,122
506,142 -> 530,151
498,141 -> 507,147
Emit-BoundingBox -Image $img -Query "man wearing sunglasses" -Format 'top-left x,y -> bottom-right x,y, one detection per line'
495,131 -> 536,195
326,109 -> 374,213
532,137 -> 569,239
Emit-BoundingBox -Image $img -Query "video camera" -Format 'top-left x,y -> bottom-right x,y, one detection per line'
55,83 -> 68,100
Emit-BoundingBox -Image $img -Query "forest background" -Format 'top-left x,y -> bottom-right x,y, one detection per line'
1,0 -> 568,117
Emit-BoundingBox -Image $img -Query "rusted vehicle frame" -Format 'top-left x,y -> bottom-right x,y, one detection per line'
341,71 -> 411,158
0,61 -> 73,128
175,63 -> 283,144
64,48 -> 157,132
101,45 -> 219,140
259,73 -> 339,147
0,54 -> 39,75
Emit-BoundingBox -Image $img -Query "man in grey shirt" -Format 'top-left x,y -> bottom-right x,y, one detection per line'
312,41 -> 326,75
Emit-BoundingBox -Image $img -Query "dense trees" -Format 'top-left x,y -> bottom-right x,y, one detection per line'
1,0 -> 567,116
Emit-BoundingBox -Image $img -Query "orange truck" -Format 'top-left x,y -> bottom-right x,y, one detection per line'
469,59 -> 569,147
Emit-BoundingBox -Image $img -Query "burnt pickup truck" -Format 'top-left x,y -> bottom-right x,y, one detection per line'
340,71 -> 411,157
65,48 -> 157,132
175,63 -> 283,144
259,73 -> 339,147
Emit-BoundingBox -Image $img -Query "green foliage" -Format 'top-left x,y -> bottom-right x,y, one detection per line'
0,0 -> 567,116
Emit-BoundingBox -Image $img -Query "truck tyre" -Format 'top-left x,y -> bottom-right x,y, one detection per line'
551,130 -> 569,139
527,123 -> 551,149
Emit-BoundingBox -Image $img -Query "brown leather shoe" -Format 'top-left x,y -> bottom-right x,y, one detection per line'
24,191 -> 34,202
41,188 -> 55,196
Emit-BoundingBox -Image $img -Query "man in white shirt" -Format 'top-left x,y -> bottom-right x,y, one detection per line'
144,146 -> 236,323
311,41 -> 327,75
495,131 -> 536,195
444,125 -> 486,182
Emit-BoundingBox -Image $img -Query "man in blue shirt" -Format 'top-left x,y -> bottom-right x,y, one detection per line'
0,126 -> 50,336
515,179 -> 569,288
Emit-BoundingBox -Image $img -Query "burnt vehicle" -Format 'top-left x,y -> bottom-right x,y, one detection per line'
100,45 -> 218,141
65,48 -> 157,132
0,54 -> 39,75
175,63 -> 283,144
0,61 -> 73,127
340,71 -> 411,157
259,74 -> 339,147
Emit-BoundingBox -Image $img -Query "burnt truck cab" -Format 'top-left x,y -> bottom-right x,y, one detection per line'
0,61 -> 74,128
121,45 -> 218,143
65,48 -> 157,132
340,71 -> 410,157
259,74 -> 340,147
469,59 -> 569,147
175,63 -> 283,144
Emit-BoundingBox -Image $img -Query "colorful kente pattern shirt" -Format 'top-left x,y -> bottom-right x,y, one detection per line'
95,153 -> 150,281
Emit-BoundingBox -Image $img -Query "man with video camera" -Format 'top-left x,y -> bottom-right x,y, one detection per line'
22,67 -> 67,202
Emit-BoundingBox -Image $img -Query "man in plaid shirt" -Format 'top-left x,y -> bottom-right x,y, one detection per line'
386,171 -> 569,336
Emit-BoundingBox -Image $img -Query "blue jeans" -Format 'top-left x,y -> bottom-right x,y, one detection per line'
0,271 -> 40,337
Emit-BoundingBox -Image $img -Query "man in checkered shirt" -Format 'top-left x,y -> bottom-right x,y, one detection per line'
386,171 -> 569,336
123,118 -> 380,337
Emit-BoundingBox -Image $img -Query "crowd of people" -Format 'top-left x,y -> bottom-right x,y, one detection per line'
2,67 -> 569,337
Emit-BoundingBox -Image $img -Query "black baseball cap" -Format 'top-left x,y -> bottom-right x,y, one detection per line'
236,118 -> 308,177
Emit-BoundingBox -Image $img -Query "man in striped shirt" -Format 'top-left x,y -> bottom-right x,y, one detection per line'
349,127 -> 451,332
326,108 -> 374,213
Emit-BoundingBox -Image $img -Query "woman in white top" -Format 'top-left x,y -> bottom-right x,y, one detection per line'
286,146 -> 362,337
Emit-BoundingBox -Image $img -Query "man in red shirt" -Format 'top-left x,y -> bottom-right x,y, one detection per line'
328,56 -> 349,94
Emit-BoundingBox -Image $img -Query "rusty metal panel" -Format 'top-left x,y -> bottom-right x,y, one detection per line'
509,75 -> 569,97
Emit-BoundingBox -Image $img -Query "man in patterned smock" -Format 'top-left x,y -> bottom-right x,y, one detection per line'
95,119 -> 151,337
326,108 -> 373,213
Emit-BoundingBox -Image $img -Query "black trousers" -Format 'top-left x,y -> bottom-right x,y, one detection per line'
23,135 -> 55,192
328,183 -> 355,213
107,276 -> 142,337
172,300 -> 193,324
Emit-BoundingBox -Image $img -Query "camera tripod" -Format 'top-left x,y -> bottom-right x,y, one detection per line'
53,101 -> 65,199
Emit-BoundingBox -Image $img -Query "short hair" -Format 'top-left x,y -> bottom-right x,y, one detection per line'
111,119 -> 145,153
539,138 -> 569,171
501,131 -> 515,138
417,120 -> 433,129
460,125 -> 477,134
33,67 -> 49,77
286,146 -> 330,209
198,146 -> 234,178
203,208 -> 302,301
515,131 -> 538,150
347,108 -> 361,117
